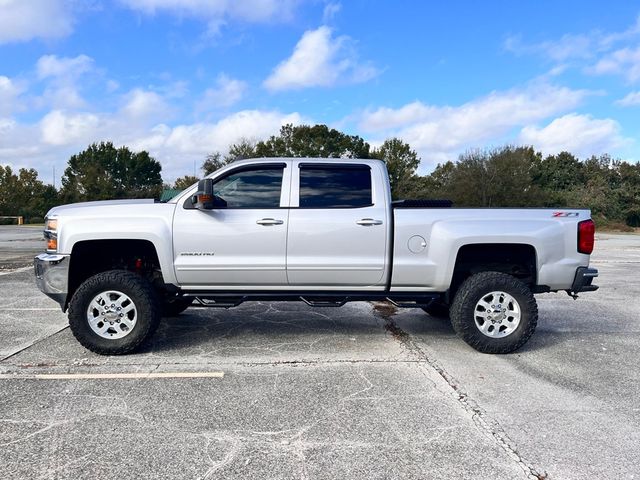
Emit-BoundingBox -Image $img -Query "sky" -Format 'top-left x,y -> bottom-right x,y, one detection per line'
1,0 -> 640,185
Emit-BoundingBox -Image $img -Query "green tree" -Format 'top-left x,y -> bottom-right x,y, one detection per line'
254,124 -> 371,158
202,152 -> 228,176
0,165 -> 58,221
430,146 -> 540,207
202,139 -> 258,175
371,138 -> 420,199
531,151 -> 583,191
61,142 -> 163,202
173,175 -> 199,190
226,137 -> 257,161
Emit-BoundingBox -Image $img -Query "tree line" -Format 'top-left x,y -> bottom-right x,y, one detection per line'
1,125 -> 638,229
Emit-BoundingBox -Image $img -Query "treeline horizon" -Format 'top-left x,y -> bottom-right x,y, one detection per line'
0,123 -> 638,230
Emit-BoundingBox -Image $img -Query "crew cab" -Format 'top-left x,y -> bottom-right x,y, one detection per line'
34,158 -> 598,355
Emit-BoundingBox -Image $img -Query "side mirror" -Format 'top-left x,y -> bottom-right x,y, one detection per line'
191,179 -> 227,210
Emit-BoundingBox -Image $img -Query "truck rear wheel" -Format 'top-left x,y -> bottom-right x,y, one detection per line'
449,271 -> 537,354
68,270 -> 161,355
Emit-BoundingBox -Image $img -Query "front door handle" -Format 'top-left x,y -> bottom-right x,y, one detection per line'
256,218 -> 284,226
356,218 -> 383,226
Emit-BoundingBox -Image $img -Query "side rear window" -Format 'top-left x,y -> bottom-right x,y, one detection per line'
299,165 -> 372,208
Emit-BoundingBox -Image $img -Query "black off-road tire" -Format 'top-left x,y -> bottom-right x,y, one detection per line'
421,300 -> 450,318
68,270 -> 161,355
449,271 -> 538,354
162,296 -> 193,317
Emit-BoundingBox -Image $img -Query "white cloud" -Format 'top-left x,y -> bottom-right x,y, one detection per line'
0,76 -> 26,116
122,88 -> 171,119
616,90 -> 640,106
0,0 -> 73,44
264,26 -> 379,91
322,2 -> 341,23
589,46 -> 640,83
505,15 -> 640,63
106,80 -> 120,93
119,0 -> 299,24
42,85 -> 87,110
504,33 -> 593,62
164,110 -> 303,156
359,83 -> 592,160
36,54 -> 94,80
519,113 -> 628,157
32,55 -> 96,111
125,109 -> 305,180
40,110 -> 101,146
13,107 -> 304,182
200,74 -> 247,109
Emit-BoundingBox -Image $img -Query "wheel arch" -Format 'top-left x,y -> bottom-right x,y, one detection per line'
66,239 -> 163,311
448,243 -> 538,300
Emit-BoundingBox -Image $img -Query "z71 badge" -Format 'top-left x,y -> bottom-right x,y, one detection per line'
552,211 -> 579,217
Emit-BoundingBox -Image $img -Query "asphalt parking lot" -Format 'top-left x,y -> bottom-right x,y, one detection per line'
0,225 -> 638,479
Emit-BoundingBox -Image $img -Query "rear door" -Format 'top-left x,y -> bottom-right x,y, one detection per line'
286,162 -> 388,287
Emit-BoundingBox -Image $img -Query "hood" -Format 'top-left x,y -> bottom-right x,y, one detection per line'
47,199 -> 155,217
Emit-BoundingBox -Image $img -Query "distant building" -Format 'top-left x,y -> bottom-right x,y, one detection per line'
160,189 -> 182,202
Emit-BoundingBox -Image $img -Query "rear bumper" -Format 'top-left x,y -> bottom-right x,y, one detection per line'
34,253 -> 69,310
571,266 -> 599,293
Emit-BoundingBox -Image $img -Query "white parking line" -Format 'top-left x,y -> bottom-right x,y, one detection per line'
0,372 -> 225,380
0,266 -> 32,276
0,308 -> 60,311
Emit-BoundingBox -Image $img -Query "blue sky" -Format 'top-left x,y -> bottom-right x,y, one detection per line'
1,0 -> 639,183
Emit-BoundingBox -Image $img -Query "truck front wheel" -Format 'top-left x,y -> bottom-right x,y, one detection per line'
68,270 -> 161,355
449,271 -> 538,354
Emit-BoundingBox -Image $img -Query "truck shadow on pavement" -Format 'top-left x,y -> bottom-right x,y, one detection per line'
137,301 -> 579,356
141,302 -> 405,357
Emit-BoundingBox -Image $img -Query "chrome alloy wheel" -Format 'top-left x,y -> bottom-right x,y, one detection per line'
86,290 -> 138,339
473,291 -> 521,338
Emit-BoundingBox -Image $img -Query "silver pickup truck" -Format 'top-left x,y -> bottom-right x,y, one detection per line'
34,158 -> 598,355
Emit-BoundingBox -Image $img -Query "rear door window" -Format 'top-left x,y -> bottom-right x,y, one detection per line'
299,165 -> 372,208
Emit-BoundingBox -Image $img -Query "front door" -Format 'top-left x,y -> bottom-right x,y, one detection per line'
173,163 -> 290,288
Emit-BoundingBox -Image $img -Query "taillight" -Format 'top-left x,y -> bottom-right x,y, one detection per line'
578,219 -> 595,254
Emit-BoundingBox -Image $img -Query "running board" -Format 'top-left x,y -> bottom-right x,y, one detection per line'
183,291 -> 440,309
192,296 -> 247,308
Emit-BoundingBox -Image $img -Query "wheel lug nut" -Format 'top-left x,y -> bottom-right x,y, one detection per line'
119,313 -> 124,317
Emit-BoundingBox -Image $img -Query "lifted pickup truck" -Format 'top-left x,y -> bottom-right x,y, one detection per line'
35,158 -> 598,355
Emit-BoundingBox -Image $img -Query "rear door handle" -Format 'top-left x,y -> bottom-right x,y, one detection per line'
256,218 -> 284,226
356,218 -> 383,226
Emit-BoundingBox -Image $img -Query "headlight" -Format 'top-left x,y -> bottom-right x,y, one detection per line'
44,217 -> 58,252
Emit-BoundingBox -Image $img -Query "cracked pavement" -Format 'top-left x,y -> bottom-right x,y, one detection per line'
0,226 -> 638,479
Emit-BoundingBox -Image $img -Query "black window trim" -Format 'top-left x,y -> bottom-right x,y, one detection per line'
183,162 -> 287,210
297,163 -> 373,209
298,163 -> 371,171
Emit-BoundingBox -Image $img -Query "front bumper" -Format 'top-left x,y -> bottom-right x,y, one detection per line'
571,266 -> 599,293
34,253 -> 70,310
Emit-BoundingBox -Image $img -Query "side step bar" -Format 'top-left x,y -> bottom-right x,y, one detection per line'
183,292 -> 440,309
